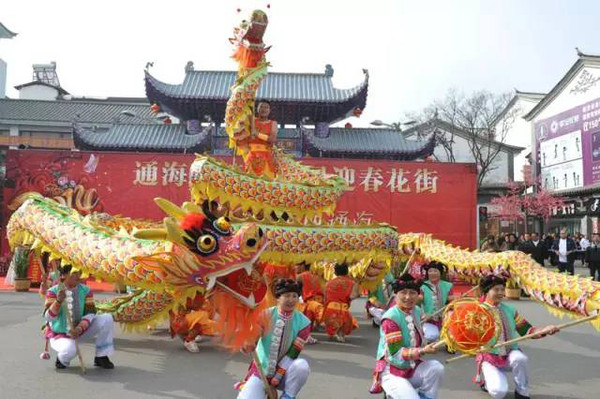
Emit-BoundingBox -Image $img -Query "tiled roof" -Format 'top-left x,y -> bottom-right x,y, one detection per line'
145,69 -> 368,103
403,119 -> 525,153
305,127 -> 436,160
0,98 -> 153,124
145,67 -> 369,124
0,22 -> 16,39
214,127 -> 300,139
73,123 -> 209,153
14,81 -> 69,96
549,183 -> 600,197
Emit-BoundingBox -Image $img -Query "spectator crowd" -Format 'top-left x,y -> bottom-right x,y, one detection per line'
480,228 -> 600,280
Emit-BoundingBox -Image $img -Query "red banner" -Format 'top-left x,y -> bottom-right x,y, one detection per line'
1,150 -> 477,254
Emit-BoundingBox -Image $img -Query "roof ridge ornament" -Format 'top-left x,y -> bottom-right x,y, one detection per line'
325,64 -> 334,77
185,61 -> 194,73
145,62 -> 154,71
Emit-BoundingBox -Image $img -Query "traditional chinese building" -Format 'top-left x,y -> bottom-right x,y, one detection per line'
72,63 -> 436,160
2,62 -> 480,259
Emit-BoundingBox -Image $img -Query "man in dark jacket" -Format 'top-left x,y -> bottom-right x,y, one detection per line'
551,229 -> 577,275
584,233 -> 600,281
520,232 -> 547,265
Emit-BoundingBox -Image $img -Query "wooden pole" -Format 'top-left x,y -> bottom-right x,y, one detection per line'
400,250 -> 418,276
251,352 -> 277,399
446,312 -> 599,364
427,285 -> 480,319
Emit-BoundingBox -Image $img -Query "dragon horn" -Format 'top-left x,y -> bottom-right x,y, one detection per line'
182,202 -> 204,215
154,198 -> 187,220
133,229 -> 168,241
164,218 -> 190,246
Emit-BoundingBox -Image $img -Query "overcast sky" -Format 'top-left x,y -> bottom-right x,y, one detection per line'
2,0 -> 600,130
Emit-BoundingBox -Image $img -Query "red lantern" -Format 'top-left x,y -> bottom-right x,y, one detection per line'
150,104 -> 160,114
164,117 -> 172,125
344,122 -> 353,129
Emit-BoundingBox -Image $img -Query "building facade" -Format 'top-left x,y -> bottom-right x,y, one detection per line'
525,51 -> 600,237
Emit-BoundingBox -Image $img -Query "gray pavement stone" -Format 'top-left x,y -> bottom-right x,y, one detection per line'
0,291 -> 598,398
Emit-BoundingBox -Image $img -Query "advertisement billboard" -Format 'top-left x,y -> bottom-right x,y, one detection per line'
535,97 -> 600,188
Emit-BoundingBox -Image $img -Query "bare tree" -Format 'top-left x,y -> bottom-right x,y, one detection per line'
417,89 -> 517,187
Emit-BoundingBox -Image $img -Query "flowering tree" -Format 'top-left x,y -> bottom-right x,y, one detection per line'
490,182 -> 525,221
490,179 -> 565,224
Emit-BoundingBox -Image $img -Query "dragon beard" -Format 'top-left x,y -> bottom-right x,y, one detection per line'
210,290 -> 269,351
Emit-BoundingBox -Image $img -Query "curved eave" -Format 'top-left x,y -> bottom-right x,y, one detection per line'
144,69 -> 369,124
73,123 -> 209,153
524,54 -> 600,121
0,22 -> 17,39
305,131 -> 435,161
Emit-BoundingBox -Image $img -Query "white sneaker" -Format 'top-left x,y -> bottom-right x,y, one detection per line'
194,335 -> 205,344
183,341 -> 200,353
307,335 -> 318,344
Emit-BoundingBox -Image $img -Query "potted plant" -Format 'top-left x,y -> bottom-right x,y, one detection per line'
505,279 -> 521,300
13,246 -> 32,292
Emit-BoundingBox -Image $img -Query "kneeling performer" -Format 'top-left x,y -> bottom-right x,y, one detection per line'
369,274 -> 445,399
237,278 -> 311,399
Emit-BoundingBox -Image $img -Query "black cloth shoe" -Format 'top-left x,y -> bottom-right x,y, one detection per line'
55,358 -> 66,369
94,356 -> 114,369
514,391 -> 530,399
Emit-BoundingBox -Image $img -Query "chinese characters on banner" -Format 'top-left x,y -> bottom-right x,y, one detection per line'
3,151 -> 477,250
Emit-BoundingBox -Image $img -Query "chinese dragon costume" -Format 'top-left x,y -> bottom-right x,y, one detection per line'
6,9 -> 600,356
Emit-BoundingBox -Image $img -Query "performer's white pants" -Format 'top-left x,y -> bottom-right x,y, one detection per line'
481,350 -> 529,399
381,360 -> 445,399
50,314 -> 115,366
237,358 -> 310,399
423,323 -> 440,342
369,306 -> 385,326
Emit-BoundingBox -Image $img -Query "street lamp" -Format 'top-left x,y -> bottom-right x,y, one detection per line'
370,119 -> 417,130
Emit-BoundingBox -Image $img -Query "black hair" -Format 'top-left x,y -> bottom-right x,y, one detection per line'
334,262 -> 349,276
274,278 -> 302,298
391,273 -> 422,293
421,261 -> 447,276
480,274 -> 507,294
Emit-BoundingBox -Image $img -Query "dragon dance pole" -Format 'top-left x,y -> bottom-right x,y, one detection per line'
446,312 -> 600,364
427,285 -> 480,320
251,352 -> 277,399
64,288 -> 86,374
400,250 -> 419,276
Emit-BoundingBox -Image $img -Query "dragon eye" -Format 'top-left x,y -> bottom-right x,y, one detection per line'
197,234 -> 217,254
213,217 -> 232,235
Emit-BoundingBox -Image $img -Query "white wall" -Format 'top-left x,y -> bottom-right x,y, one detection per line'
18,84 -> 59,100
496,96 -> 540,181
536,66 -> 600,121
0,59 -> 6,98
433,131 -> 511,185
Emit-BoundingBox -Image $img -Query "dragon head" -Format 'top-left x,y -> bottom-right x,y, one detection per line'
134,198 -> 267,308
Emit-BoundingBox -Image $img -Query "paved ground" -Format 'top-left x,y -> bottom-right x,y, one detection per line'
0,289 -> 598,399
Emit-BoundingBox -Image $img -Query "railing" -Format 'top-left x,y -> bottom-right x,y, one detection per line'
0,136 -> 74,149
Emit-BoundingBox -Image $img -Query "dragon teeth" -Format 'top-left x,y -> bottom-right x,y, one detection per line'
207,277 -> 216,291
